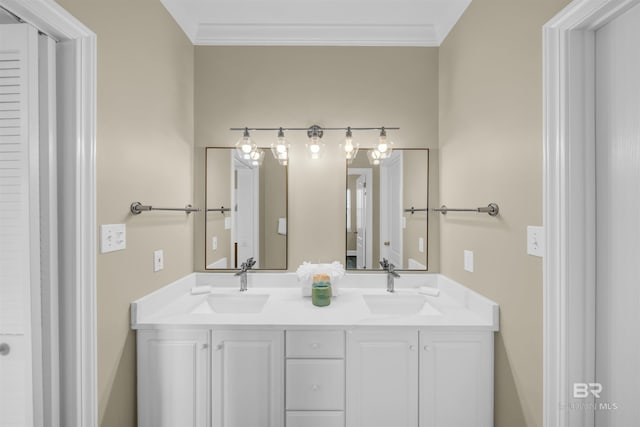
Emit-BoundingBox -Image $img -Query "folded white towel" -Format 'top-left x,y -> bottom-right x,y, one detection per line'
418,286 -> 440,297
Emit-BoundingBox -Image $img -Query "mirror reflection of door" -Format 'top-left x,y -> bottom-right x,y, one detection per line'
347,168 -> 373,269
346,149 -> 429,271
205,148 -> 288,270
232,155 -> 259,268
380,151 -> 403,268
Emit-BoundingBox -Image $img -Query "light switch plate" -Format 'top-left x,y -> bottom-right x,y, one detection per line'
527,226 -> 545,257
212,236 -> 218,251
464,250 -> 474,272
224,217 -> 231,230
154,249 -> 164,272
418,237 -> 424,253
100,224 -> 126,253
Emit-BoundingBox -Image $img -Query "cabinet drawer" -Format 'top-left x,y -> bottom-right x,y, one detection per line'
286,359 -> 344,410
286,411 -> 344,427
286,330 -> 344,358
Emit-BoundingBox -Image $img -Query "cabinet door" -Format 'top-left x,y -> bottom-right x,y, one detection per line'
419,332 -> 493,427
212,330 -> 284,427
137,329 -> 210,427
346,330 -> 418,427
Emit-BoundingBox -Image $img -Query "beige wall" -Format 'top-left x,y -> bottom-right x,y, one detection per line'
438,0 -> 570,426
194,47 -> 439,271
55,1 -> 194,426
260,154 -> 287,268
403,150 -> 429,268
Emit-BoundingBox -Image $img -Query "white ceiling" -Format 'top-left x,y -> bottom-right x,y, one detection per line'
160,0 -> 472,46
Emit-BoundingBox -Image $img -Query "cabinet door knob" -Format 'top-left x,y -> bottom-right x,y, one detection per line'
409,345 -> 416,351
310,343 -> 320,349
216,344 -> 223,350
311,384 -> 320,391
0,343 -> 9,356
202,344 -> 209,350
424,345 -> 430,351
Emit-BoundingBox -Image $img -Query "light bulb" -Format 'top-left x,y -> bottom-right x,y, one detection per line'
249,147 -> 265,167
367,148 -> 383,166
310,143 -> 320,154
342,128 -> 359,164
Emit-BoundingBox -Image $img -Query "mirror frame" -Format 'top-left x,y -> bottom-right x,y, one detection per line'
345,148 -> 430,272
204,147 -> 289,271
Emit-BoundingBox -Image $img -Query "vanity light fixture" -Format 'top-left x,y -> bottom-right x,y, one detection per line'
230,125 -> 399,163
374,127 -> 394,159
235,127 -> 256,160
342,127 -> 359,164
306,124 -> 325,159
271,127 -> 290,165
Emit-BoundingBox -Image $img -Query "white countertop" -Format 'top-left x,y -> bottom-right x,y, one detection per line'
131,273 -> 499,331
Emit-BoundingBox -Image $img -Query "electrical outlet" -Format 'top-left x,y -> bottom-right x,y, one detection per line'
527,226 -> 544,257
212,236 -> 218,251
464,250 -> 474,272
100,224 -> 126,253
153,249 -> 164,272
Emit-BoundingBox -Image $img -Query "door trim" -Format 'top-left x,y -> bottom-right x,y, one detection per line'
0,1 -> 97,426
543,1 -> 640,426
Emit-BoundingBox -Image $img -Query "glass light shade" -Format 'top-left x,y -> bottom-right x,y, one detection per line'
367,149 -> 383,166
249,147 -> 265,167
375,129 -> 394,159
270,128 -> 290,162
235,128 -> 256,160
306,136 -> 325,160
341,129 -> 360,164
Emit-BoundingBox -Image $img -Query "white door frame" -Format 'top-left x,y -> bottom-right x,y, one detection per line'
543,1 -> 640,426
0,1 -> 97,426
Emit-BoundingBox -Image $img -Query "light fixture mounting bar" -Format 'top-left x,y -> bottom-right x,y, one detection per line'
229,126 -> 400,131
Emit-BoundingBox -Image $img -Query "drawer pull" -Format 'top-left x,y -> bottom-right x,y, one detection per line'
216,344 -> 223,350
311,384 -> 320,391
409,345 -> 416,351
311,343 -> 320,349
0,343 -> 9,356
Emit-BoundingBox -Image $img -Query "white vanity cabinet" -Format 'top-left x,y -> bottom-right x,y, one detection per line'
346,330 -> 419,427
211,329 -> 284,427
136,329 -> 210,427
345,330 -> 493,427
419,331 -> 493,427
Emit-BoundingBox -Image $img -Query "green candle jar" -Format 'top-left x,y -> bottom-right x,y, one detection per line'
312,285 -> 332,307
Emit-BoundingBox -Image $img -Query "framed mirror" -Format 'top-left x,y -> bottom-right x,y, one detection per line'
346,149 -> 429,270
205,147 -> 288,270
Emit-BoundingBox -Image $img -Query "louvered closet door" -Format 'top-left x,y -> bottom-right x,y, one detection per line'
0,24 -> 40,427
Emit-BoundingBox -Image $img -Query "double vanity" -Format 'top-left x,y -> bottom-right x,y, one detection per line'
132,272 -> 499,427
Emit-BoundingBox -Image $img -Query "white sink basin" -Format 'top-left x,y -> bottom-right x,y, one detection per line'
206,293 -> 269,314
363,293 -> 440,315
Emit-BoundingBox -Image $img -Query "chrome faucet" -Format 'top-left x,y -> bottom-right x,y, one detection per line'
380,258 -> 400,293
235,257 -> 256,292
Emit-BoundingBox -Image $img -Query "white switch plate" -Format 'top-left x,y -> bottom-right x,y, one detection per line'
418,237 -> 424,253
153,249 -> 164,272
464,250 -> 474,272
527,226 -> 545,257
100,224 -> 126,253
224,217 -> 231,230
212,236 -> 218,251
